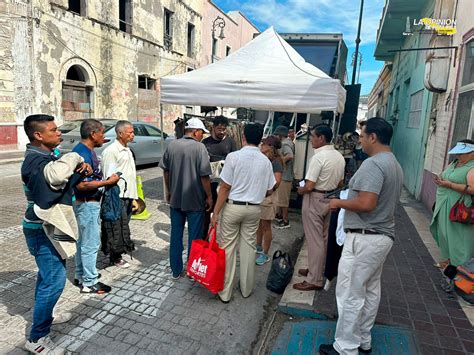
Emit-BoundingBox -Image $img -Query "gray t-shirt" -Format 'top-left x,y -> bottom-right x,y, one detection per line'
280,138 -> 294,182
343,152 -> 403,238
160,137 -> 212,211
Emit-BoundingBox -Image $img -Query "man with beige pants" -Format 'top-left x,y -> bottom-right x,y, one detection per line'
294,124 -> 345,291
211,123 -> 276,303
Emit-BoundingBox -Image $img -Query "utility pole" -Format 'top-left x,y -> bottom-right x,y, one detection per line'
351,0 -> 364,85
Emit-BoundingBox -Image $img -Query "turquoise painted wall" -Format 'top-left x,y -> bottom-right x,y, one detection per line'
386,3 -> 435,198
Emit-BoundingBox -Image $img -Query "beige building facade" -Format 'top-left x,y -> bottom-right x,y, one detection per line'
200,1 -> 258,67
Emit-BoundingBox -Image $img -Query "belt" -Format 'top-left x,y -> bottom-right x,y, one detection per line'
344,228 -> 380,235
76,196 -> 101,203
227,199 -> 259,206
312,188 -> 336,194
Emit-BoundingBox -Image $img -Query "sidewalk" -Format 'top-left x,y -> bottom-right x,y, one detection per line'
0,169 -> 305,354
269,189 -> 474,354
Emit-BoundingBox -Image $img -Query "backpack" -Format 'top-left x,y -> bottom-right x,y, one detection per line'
100,177 -> 127,222
454,258 -> 474,304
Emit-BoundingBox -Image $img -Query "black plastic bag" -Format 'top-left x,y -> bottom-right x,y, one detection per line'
266,250 -> 294,294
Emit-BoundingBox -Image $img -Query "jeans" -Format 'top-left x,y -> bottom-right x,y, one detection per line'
74,202 -> 101,286
24,228 -> 66,342
170,208 -> 204,277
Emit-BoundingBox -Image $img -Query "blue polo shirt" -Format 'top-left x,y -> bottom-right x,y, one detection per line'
73,143 -> 103,199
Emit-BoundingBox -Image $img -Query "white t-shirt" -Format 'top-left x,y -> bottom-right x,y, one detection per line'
220,146 -> 276,204
101,140 -> 138,199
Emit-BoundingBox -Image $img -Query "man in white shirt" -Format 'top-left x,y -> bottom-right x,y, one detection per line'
211,123 -> 276,303
294,124 -> 345,291
101,120 -> 138,268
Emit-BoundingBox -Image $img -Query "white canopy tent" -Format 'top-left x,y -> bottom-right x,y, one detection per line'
160,27 -> 346,114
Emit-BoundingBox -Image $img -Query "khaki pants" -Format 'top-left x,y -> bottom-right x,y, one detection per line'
302,192 -> 330,286
218,203 -> 261,302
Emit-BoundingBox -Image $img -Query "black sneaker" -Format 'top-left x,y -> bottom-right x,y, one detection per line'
275,220 -> 290,229
80,281 -> 111,294
274,214 -> 283,223
74,273 -> 102,287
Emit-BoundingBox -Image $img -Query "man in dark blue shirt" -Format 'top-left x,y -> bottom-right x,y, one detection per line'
72,119 -> 120,294
21,114 -> 92,354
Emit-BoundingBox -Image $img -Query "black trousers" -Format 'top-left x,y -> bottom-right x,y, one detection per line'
324,210 -> 343,281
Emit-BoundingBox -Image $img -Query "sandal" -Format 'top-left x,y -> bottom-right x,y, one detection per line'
434,260 -> 450,269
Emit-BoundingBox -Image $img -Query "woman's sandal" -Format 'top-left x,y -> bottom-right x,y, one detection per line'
434,260 -> 450,269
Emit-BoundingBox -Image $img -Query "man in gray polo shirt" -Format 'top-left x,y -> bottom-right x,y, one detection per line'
160,118 -> 213,279
319,117 -> 403,355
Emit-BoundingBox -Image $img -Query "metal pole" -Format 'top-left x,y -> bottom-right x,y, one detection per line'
159,103 -> 167,202
303,113 -> 311,178
351,0 -> 364,85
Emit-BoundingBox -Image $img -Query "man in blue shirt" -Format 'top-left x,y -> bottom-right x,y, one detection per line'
73,119 -> 120,293
22,114 -> 92,354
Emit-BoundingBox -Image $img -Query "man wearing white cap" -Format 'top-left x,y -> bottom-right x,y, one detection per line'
160,118 -> 213,279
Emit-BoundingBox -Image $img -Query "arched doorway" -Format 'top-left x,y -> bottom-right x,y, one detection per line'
62,64 -> 94,120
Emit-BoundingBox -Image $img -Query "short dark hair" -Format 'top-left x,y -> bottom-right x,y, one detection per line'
244,123 -> 264,146
459,139 -> 474,144
360,117 -> 393,145
213,115 -> 229,127
115,120 -> 133,134
80,119 -> 103,139
24,114 -> 54,142
312,124 -> 333,143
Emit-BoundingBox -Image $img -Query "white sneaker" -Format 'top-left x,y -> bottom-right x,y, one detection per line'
24,336 -> 66,354
52,312 -> 73,325
114,259 -> 130,268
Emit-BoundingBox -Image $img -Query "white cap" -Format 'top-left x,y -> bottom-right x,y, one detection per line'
185,118 -> 209,133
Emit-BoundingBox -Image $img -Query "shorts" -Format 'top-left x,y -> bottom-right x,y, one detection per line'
275,180 -> 292,208
260,195 -> 276,220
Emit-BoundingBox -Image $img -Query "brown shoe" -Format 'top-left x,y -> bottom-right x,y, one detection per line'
298,268 -> 309,277
293,281 -> 323,291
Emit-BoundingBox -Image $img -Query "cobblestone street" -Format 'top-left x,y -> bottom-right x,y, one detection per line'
0,163 -> 304,354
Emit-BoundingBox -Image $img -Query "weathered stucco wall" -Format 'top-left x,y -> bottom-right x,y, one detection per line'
2,0 -> 203,148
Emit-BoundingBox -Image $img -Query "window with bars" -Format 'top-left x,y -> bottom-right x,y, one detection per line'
138,75 -> 156,90
164,8 -> 173,50
119,0 -> 133,34
187,23 -> 194,57
451,39 -> 474,144
407,90 -> 423,129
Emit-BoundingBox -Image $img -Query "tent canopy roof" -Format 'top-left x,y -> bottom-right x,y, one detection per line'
160,27 -> 346,114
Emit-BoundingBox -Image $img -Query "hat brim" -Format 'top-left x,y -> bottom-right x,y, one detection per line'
448,146 -> 474,155
132,198 -> 146,215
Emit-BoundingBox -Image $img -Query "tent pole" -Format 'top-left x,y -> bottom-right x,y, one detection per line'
331,112 -> 337,139
293,113 -> 297,134
303,113 -> 311,178
335,111 -> 342,138
160,103 -> 167,202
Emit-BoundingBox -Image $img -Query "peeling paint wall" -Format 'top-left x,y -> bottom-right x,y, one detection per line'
2,0 -> 204,148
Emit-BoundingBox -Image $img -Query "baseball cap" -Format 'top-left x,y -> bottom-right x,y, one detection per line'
185,118 -> 209,133
448,142 -> 474,155
274,125 -> 289,137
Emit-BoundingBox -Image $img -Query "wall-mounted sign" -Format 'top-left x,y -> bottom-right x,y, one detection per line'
403,17 -> 457,36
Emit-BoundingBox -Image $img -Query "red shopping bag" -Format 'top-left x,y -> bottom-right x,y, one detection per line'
187,227 -> 226,293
